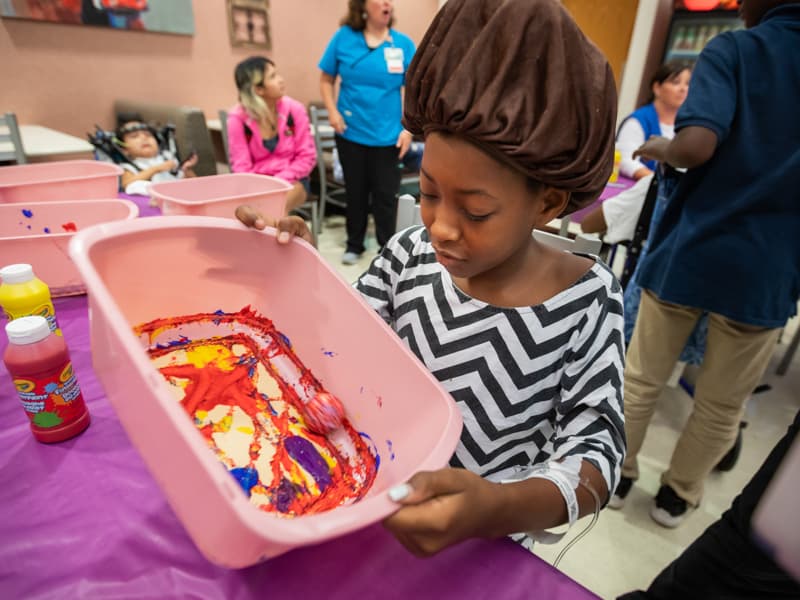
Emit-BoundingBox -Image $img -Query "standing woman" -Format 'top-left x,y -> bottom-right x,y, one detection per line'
319,0 -> 415,264
617,62 -> 691,180
227,56 -> 317,211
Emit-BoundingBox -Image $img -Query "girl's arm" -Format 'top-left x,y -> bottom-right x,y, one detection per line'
275,104 -> 317,182
120,160 -> 176,188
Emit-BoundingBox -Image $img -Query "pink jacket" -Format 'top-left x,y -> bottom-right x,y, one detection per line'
226,97 -> 316,184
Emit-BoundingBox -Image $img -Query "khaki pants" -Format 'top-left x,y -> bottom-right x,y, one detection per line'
623,290 -> 780,505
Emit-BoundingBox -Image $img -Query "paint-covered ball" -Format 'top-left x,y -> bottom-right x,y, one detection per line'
302,391 -> 345,434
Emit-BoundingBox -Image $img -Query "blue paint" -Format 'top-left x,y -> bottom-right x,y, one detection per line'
386,439 -> 395,461
230,466 -> 259,496
279,333 -> 292,348
284,435 -> 332,490
322,348 -> 336,357
43,227 -> 51,234
155,336 -> 191,350
213,309 -> 226,315
359,431 -> 380,472
22,209 -> 33,218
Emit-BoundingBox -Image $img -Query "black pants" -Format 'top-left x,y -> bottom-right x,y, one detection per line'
618,410 -> 800,600
335,135 -> 401,254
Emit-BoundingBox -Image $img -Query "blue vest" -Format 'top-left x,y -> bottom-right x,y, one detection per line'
618,103 -> 661,171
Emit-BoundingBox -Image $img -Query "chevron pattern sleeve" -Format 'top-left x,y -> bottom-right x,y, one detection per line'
356,226 -> 626,498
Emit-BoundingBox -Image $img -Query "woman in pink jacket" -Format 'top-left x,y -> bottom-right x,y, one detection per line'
227,56 -> 316,211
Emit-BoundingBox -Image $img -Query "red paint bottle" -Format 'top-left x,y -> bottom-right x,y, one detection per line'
3,316 -> 90,443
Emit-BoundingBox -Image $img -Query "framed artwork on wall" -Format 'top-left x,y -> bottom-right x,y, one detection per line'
0,0 -> 195,35
227,0 -> 271,50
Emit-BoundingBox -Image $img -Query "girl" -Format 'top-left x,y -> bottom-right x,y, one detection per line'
227,56 -> 317,211
237,0 -> 625,557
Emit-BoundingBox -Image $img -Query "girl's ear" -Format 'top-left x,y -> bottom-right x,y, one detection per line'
533,187 -> 570,227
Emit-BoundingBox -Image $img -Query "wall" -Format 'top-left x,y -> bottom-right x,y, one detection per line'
0,0 -> 439,137
561,0 -> 639,88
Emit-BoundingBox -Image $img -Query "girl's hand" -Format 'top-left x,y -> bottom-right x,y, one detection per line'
181,152 -> 199,171
234,204 -> 315,245
382,468 -> 502,557
396,130 -> 413,159
329,109 -> 347,134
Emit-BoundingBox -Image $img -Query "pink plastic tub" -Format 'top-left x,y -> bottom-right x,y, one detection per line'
0,160 -> 122,203
68,217 -> 462,568
0,199 -> 138,297
150,173 -> 291,219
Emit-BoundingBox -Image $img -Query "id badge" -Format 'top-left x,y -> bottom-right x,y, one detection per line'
384,47 -> 404,74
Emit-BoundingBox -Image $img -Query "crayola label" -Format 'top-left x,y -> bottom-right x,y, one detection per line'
13,361 -> 85,428
3,303 -> 61,336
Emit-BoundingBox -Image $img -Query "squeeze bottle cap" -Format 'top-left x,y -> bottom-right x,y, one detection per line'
5,316 -> 51,345
0,263 -> 35,285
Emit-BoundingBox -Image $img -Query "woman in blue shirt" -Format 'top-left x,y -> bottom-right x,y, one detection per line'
319,0 -> 415,265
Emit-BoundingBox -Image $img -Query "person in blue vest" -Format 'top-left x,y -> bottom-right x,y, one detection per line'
319,0 -> 416,265
616,62 -> 692,181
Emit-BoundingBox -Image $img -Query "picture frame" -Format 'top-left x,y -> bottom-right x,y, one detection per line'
227,0 -> 271,50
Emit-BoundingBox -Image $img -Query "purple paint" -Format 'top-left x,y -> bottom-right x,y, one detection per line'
321,348 -> 336,357
279,333 -> 292,348
43,227 -> 51,234
274,478 -> 299,513
284,436 -> 332,490
386,439 -> 395,461
26,225 -> 31,230
359,432 -> 380,472
21,209 -> 33,218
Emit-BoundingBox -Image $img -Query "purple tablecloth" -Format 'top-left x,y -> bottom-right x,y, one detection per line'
0,295 -> 599,599
569,177 -> 636,224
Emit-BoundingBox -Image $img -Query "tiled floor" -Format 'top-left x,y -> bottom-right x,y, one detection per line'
314,214 -> 800,600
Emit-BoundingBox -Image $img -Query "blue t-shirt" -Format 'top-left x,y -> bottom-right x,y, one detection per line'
637,5 -> 800,328
319,26 -> 415,147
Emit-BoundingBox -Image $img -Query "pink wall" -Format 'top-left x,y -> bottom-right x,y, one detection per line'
0,0 -> 438,137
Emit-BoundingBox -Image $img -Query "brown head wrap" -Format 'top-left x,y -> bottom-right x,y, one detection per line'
404,0 -> 617,214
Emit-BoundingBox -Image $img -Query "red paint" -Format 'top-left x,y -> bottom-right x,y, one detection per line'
136,308 -> 377,517
3,322 -> 90,443
61,222 -> 77,232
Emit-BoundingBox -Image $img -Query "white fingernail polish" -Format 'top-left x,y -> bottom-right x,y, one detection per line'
388,483 -> 411,502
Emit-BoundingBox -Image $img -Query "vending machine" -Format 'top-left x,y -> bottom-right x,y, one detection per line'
663,1 -> 743,65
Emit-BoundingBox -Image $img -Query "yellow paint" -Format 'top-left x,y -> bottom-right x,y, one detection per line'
236,426 -> 255,435
184,343 -> 236,371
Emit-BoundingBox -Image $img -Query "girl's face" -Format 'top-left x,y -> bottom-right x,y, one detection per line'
419,132 -> 562,286
121,126 -> 158,159
364,0 -> 393,27
653,69 -> 691,111
254,64 -> 285,101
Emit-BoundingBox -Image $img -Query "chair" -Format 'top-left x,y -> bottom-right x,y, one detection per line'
309,104 -> 347,231
395,194 -> 603,255
0,112 -> 27,164
218,109 -> 230,163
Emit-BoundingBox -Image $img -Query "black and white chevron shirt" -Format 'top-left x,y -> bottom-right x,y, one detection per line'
356,226 -> 626,495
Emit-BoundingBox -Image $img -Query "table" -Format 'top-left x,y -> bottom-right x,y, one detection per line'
553,177 -> 637,237
2,124 -> 94,160
0,298 -> 599,599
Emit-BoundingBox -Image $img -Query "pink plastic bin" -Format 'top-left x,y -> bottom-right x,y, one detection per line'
68,217 -> 462,568
0,199 -> 138,297
150,173 -> 292,219
0,160 -> 122,203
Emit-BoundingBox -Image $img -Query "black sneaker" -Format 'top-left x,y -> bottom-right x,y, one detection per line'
608,476 -> 633,509
650,485 -> 689,528
715,421 -> 747,472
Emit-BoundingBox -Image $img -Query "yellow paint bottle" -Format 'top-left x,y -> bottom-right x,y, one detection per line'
0,264 -> 61,336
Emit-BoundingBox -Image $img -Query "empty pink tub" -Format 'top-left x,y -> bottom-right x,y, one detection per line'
0,199 -> 138,297
0,160 -> 122,203
150,173 -> 292,219
68,217 -> 462,568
